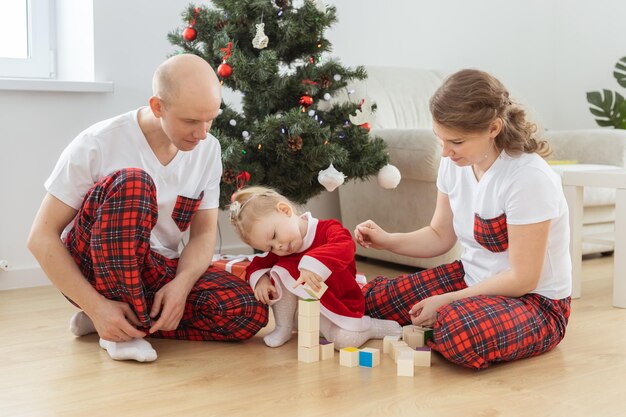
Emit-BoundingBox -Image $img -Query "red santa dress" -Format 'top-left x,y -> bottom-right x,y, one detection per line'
246,213 -> 371,331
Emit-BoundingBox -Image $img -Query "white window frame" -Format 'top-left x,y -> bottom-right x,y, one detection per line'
0,0 -> 55,79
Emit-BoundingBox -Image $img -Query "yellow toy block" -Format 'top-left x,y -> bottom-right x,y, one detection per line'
298,299 -> 320,317
339,347 -> 360,367
298,345 -> 320,363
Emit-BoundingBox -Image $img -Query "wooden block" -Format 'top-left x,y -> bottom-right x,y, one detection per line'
303,281 -> 328,300
359,348 -> 380,368
298,345 -> 320,363
414,347 -> 432,367
298,314 -> 320,332
397,350 -> 414,376
404,332 -> 424,349
319,339 -> 334,360
298,299 -> 320,317
298,330 -> 320,348
390,340 -> 408,362
415,326 -> 434,345
396,346 -> 414,364
383,335 -> 401,354
402,325 -> 416,340
339,347 -> 360,367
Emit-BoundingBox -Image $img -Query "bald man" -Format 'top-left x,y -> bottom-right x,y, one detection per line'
28,54 -> 268,362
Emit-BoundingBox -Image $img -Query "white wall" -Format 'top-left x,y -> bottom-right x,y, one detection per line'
1,0 -> 624,288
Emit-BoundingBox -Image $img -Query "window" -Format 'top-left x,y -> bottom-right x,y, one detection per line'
0,0 -> 54,79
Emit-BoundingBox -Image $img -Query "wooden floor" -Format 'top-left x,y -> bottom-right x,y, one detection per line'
1,256 -> 625,417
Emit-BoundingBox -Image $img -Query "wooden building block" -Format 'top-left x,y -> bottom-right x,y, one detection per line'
298,299 -> 320,317
404,332 -> 424,349
303,281 -> 328,300
298,330 -> 320,348
298,314 -> 320,332
383,335 -> 401,354
359,348 -> 380,368
402,325 -> 416,340
397,350 -> 414,376
414,347 -> 432,367
319,339 -> 335,360
390,341 -> 408,362
396,346 -> 414,364
298,345 -> 320,363
415,326 -> 434,345
339,347 -> 360,367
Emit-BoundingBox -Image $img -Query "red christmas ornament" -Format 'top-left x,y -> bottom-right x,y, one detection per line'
182,26 -> 197,41
359,122 -> 371,132
299,95 -> 313,108
217,62 -> 233,78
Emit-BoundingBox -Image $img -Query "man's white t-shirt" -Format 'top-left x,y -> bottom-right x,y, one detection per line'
45,108 -> 222,259
437,151 -> 572,300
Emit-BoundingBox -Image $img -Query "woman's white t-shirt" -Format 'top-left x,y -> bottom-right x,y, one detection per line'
436,151 -> 572,300
45,108 -> 222,259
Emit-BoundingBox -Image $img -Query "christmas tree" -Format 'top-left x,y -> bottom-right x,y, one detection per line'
168,0 -> 395,208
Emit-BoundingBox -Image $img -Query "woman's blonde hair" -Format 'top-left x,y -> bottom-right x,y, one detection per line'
429,69 -> 551,157
229,186 -> 298,244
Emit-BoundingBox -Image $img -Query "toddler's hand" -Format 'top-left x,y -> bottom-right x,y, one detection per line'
254,275 -> 278,305
293,269 -> 323,292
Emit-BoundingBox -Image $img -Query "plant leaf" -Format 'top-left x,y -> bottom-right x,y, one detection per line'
614,56 -> 626,88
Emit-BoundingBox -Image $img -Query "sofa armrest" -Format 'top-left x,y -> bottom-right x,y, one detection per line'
546,129 -> 626,167
372,128 -> 441,182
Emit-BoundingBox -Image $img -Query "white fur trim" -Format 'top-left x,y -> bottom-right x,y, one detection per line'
320,305 -> 372,332
249,268 -> 271,292
298,212 -> 318,252
271,265 -> 371,331
299,255 -> 332,281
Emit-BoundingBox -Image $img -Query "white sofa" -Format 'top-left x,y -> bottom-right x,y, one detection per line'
337,66 -> 626,269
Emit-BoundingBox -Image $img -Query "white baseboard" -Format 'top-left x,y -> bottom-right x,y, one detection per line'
0,266 -> 50,291
0,245 -> 255,291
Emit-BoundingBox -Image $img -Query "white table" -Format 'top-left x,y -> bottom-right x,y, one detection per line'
562,169 -> 626,308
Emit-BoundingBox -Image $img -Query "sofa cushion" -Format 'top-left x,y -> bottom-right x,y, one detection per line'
551,164 -> 621,207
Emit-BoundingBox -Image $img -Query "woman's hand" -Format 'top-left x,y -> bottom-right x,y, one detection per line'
408,293 -> 455,327
254,274 -> 278,305
354,220 -> 390,250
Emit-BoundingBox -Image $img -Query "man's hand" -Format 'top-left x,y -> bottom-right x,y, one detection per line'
88,298 -> 146,342
293,269 -> 323,292
148,279 -> 191,334
254,274 -> 278,304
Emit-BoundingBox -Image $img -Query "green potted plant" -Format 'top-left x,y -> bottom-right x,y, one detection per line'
586,56 -> 626,129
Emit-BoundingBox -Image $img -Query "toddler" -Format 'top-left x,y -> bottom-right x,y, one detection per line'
229,186 -> 401,349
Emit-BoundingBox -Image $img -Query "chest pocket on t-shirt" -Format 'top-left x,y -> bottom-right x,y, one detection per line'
473,212 -> 509,253
171,191 -> 204,232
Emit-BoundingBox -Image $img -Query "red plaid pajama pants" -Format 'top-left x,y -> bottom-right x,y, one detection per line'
363,261 -> 571,369
64,168 -> 268,341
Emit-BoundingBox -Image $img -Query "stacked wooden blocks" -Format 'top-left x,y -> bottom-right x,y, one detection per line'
297,298 -> 335,363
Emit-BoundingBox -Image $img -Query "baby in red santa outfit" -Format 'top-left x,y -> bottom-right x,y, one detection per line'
229,186 -> 401,349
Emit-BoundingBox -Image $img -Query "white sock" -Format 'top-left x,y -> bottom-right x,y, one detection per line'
264,282 -> 297,348
320,316 -> 402,350
69,311 -> 97,336
99,338 -> 157,363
